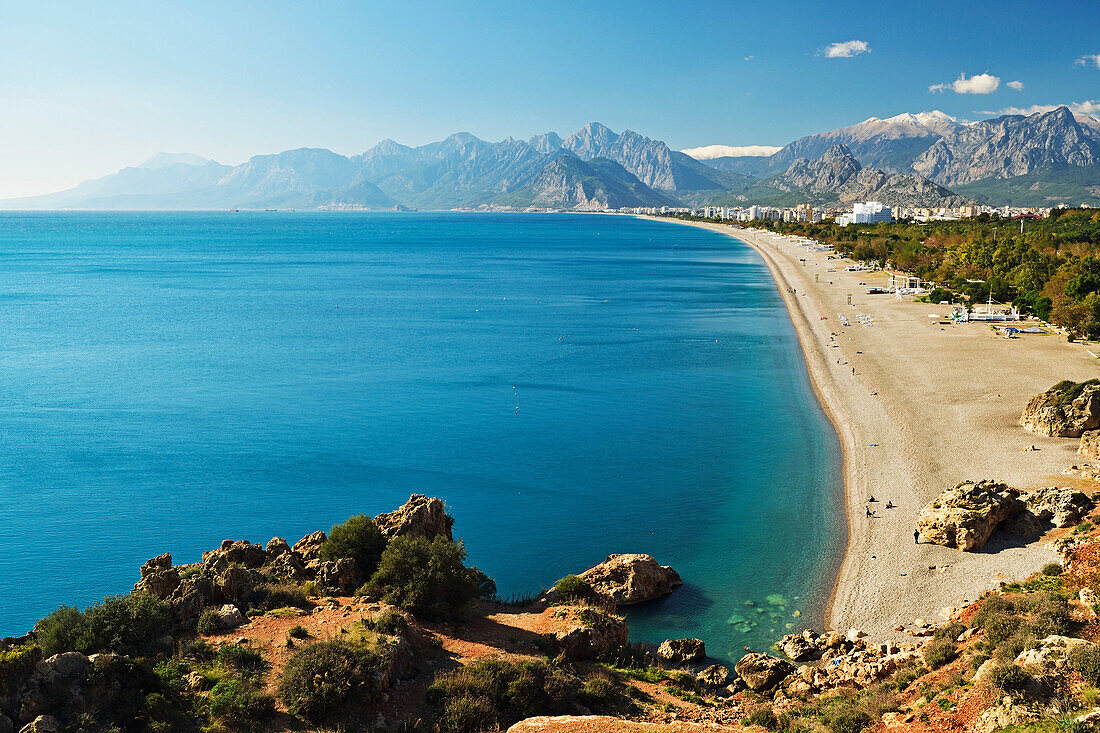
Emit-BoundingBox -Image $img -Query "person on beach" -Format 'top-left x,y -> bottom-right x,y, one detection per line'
914,529 -> 920,544
866,506 -> 872,517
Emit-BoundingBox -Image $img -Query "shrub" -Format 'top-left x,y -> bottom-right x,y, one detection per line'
924,638 -> 957,670
361,610 -> 407,635
197,610 -> 222,636
578,675 -> 616,709
990,664 -> 1032,693
553,575 -> 594,602
470,566 -> 497,599
320,514 -> 387,577
36,595 -> 171,656
0,644 -> 42,698
975,602 -> 1022,645
277,641 -> 374,720
743,706 -> 779,729
361,536 -> 484,621
216,645 -> 268,684
1028,593 -> 1071,637
208,679 -> 275,731
933,623 -> 966,641
1041,562 -> 1063,576
250,583 -> 310,611
992,630 -> 1037,664
828,709 -> 872,733
1070,645 -> 1100,685
427,659 -> 579,733
287,624 -> 310,639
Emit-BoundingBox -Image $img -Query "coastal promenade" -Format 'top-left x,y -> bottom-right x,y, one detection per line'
652,216 -> 1099,639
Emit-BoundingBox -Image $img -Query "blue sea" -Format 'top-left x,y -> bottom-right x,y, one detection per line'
0,211 -> 842,663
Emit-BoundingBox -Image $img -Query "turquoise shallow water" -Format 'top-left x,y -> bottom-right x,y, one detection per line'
0,211 -> 842,663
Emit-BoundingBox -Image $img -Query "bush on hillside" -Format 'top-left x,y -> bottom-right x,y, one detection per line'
216,645 -> 268,684
990,664 -> 1033,693
277,641 -> 380,720
923,638 -> 957,670
35,594 -> 171,656
1070,645 -> 1100,685
320,514 -> 388,577
359,536 -> 484,621
208,678 -> 275,731
553,575 -> 594,602
250,583 -> 310,612
197,609 -> 223,636
426,658 -> 579,733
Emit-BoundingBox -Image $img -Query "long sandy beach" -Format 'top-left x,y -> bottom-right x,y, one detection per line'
654,216 -> 1100,639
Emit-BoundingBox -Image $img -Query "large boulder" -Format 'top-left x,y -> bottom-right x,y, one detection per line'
656,638 -> 705,664
291,531 -> 327,562
916,480 -> 1025,551
1014,635 -> 1095,673
315,558 -> 360,591
696,664 -> 730,687
734,653 -> 794,691
1020,380 -> 1100,438
1024,487 -> 1094,528
577,554 -> 682,605
202,540 -> 266,571
778,633 -> 821,662
374,494 -> 453,541
551,608 -> 629,661
1080,430 -> 1100,460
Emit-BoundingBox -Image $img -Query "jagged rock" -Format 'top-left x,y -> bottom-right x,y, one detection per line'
916,480 -> 1024,551
577,554 -> 682,605
17,717 -> 59,733
1020,380 -> 1100,438
213,566 -> 254,605
696,664 -> 730,687
1077,709 -> 1100,725
1081,588 -> 1099,607
374,494 -> 453,541
139,553 -> 172,578
266,551 -> 306,582
266,537 -> 290,556
34,652 -> 91,679
734,653 -> 794,691
656,638 -> 705,664
315,558 -> 360,591
551,609 -> 629,661
976,698 -> 1041,733
1014,635 -> 1094,672
973,658 -> 997,684
1080,430 -> 1100,460
202,540 -> 266,571
167,581 -> 205,625
132,566 -> 180,598
779,634 -> 820,662
216,605 -> 244,630
1023,487 -> 1094,528
292,531 -> 327,562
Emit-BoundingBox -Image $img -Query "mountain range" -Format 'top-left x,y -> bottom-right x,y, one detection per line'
4,107 -> 1099,211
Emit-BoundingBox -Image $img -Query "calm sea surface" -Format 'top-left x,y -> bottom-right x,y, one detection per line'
0,212 -> 842,662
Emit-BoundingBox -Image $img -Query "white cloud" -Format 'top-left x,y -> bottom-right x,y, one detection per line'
1076,54 -> 1100,69
744,55 -> 754,61
823,40 -> 870,58
978,101 -> 1100,118
681,144 -> 782,160
929,72 -> 1001,94
1007,80 -> 1024,91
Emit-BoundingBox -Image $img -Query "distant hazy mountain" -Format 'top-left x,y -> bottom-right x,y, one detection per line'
6,108 -> 1099,211
911,107 -> 1100,186
770,144 -> 973,207
498,151 -> 678,210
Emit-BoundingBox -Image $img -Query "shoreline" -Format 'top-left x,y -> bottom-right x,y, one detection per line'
647,215 -> 1097,639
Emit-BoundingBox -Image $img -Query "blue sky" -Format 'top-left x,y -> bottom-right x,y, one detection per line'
1,0 -> 1098,196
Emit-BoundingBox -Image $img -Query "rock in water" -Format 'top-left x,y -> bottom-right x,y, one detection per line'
373,494 -> 453,541
916,480 -> 1025,551
734,653 -> 794,691
577,554 -> 683,604
696,664 -> 730,687
1020,380 -> 1100,437
656,638 -> 705,664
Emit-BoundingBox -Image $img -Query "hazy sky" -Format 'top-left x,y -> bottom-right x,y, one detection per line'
2,0 -> 1098,197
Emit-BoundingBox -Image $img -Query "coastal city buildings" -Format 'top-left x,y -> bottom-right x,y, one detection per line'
631,201 -> 1060,222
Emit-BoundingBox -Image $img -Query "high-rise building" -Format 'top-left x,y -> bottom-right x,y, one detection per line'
851,201 -> 892,224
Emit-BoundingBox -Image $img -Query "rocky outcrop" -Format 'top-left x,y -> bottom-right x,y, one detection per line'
1080,430 -> 1100,460
916,480 -> 1025,551
291,531 -> 327,562
577,554 -> 682,605
1024,487 -> 1094,528
656,638 -> 705,665
374,494 -> 453,541
551,608 -> 629,661
316,558 -> 360,591
1013,635 -> 1094,673
1020,380 -> 1100,438
778,630 -> 824,662
695,665 -> 730,687
734,653 -> 794,692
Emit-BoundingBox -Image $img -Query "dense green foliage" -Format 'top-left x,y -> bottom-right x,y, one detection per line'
208,679 -> 275,731
276,640 -> 389,720
426,658 -> 581,733
320,513 -> 388,577
360,535 -> 484,620
553,574 -> 595,602
739,209 -> 1100,337
923,638 -> 957,670
35,594 -> 171,656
